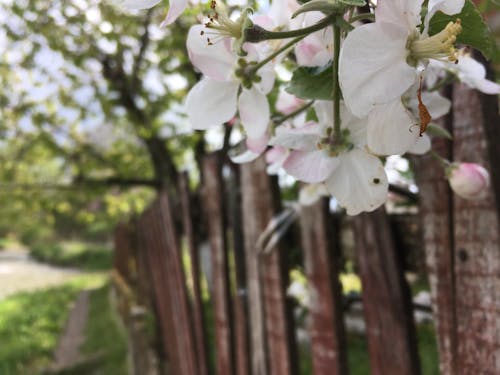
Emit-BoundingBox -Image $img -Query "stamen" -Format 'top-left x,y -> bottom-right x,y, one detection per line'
409,19 -> 462,64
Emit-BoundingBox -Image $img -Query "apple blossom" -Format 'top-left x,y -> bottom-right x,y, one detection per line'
339,0 -> 464,117
185,23 -> 275,141
428,52 -> 500,95
270,101 -> 388,215
446,162 -> 490,200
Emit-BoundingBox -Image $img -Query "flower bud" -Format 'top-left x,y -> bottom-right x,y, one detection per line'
446,163 -> 490,200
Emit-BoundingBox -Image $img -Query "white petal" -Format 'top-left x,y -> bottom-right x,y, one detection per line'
276,91 -> 305,115
269,123 -> 321,150
422,91 -> 451,119
246,134 -> 269,154
339,22 -> 417,118
298,184 -> 328,206
367,99 -> 419,156
186,78 -> 238,130
120,0 -> 161,9
238,87 -> 270,139
284,150 -> 339,183
424,0 -> 465,34
160,0 -> 188,26
376,0 -> 424,29
325,149 -> 388,215
456,56 -> 500,95
314,100 -> 333,127
408,134 -> 431,155
186,25 -> 235,81
230,150 -> 262,164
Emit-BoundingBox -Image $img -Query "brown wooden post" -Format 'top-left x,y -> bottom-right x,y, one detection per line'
412,102 -> 458,375
299,199 -> 349,375
227,164 -> 251,375
179,172 -> 210,375
138,195 -> 199,375
414,71 -> 500,374
353,208 -> 421,375
202,153 -> 235,375
138,205 -> 182,374
450,81 -> 500,374
240,157 -> 298,375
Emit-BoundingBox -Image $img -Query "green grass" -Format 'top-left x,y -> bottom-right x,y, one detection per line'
0,274 -> 107,375
79,284 -> 129,375
299,325 -> 438,374
31,241 -> 113,271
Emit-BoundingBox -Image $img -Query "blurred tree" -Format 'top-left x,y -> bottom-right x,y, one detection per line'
0,0 -> 202,241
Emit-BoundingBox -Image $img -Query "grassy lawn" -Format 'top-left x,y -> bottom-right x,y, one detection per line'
0,274 -> 106,375
30,241 -> 113,271
78,285 -> 130,375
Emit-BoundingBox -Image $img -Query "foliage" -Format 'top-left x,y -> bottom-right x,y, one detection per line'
31,241 -> 113,271
428,0 -> 499,61
0,275 -> 106,375
0,0 -> 197,244
79,285 -> 129,375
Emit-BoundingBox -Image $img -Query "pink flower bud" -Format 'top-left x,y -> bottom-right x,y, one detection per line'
447,163 -> 490,200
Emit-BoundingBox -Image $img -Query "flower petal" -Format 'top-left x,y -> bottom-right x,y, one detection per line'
376,0 -> 424,30
238,87 -> 270,139
408,134 -> 431,155
423,0 -> 465,33
230,150 -> 262,164
339,22 -> 417,118
160,0 -> 188,26
120,0 -> 161,9
325,149 -> 388,215
186,78 -> 238,129
367,99 -> 419,156
186,25 -> 235,81
299,183 -> 329,206
283,150 -> 339,183
269,122 -> 321,150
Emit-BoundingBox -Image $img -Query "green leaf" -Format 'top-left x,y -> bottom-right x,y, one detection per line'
286,65 -> 333,100
428,0 -> 498,61
426,123 -> 453,140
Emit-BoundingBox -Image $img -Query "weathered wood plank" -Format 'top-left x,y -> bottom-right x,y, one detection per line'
202,153 -> 235,375
353,207 -> 421,375
179,172 -> 210,375
227,164 -> 251,375
300,199 -> 348,375
240,157 -> 298,375
451,81 -> 500,374
138,205 -> 182,374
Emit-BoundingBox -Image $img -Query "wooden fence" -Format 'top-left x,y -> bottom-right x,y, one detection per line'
113,80 -> 500,375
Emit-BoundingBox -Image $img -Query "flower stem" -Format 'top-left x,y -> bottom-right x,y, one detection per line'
331,22 -> 342,143
246,15 -> 335,42
249,35 -> 306,73
430,150 -> 451,168
274,100 -> 314,126
349,12 -> 375,23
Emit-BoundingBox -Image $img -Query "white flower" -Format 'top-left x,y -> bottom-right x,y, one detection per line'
428,52 -> 500,95
446,162 -> 490,199
339,0 -> 464,117
185,25 -> 274,140
294,12 -> 333,67
270,102 -> 388,215
366,84 -> 450,156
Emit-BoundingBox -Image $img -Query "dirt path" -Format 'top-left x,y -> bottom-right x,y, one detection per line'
51,290 -> 91,371
0,249 -> 80,300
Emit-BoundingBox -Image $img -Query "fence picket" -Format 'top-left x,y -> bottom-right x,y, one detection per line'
202,153 -> 235,375
353,208 -> 421,375
300,200 -> 348,375
241,157 -> 298,375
